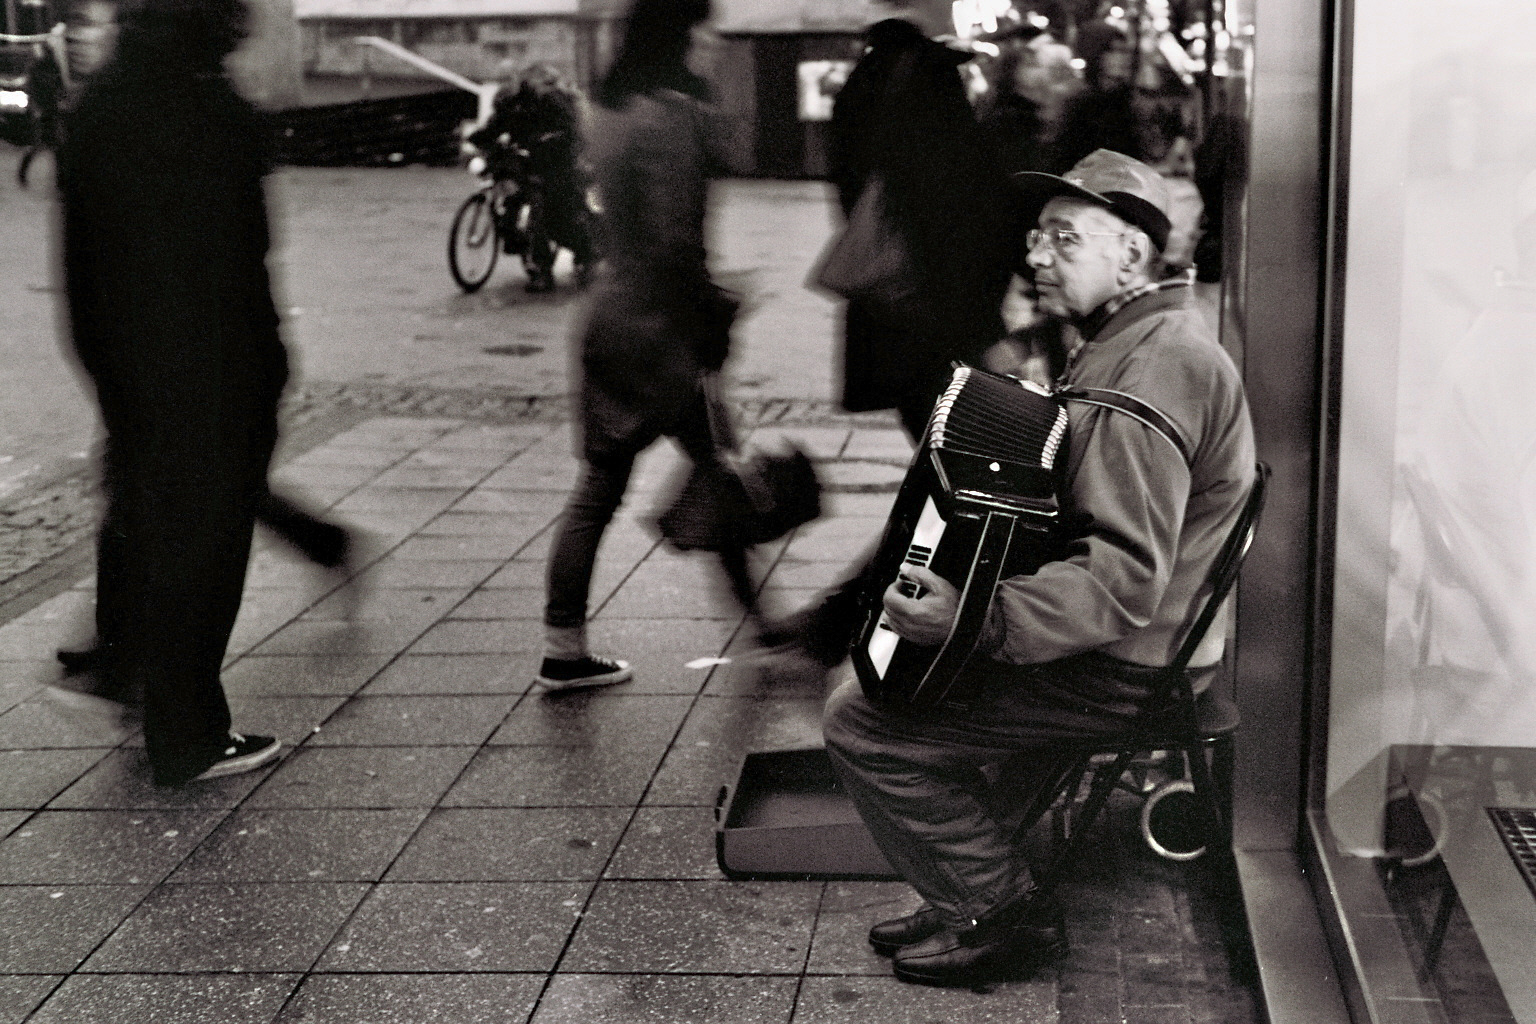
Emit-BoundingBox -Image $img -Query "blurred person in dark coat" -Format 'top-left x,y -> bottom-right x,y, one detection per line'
979,35 -> 1083,176
761,0 -> 1017,666
827,0 -> 1017,440
56,0 -> 339,785
1056,20 -> 1140,167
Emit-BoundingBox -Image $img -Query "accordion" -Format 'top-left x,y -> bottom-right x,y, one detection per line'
852,366 -> 1073,707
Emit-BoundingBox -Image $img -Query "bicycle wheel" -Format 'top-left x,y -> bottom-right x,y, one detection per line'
448,190 -> 499,293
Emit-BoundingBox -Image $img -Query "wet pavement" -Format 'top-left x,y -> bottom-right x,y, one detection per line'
0,411 -> 1262,1023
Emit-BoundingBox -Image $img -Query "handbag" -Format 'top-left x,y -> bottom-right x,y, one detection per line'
655,376 -> 822,551
809,175 -> 921,323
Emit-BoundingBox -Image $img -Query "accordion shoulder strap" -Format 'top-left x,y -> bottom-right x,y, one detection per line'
1059,387 -> 1193,468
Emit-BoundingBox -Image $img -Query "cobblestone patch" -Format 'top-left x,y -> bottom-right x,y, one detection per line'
285,380 -> 894,429
0,473 -> 103,583
0,382 -> 900,593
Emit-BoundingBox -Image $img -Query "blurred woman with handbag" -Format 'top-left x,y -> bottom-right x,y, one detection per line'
537,0 -> 742,690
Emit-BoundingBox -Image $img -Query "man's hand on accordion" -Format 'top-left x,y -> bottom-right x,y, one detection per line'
882,566 -> 960,646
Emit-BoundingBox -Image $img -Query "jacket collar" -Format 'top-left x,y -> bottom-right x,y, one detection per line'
1058,278 -> 1195,383
1077,274 -> 1194,343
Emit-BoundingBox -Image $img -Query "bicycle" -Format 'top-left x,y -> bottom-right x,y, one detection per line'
448,137 -> 594,294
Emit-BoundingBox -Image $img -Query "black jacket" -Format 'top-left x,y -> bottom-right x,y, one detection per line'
58,23 -> 288,453
828,19 -> 1016,412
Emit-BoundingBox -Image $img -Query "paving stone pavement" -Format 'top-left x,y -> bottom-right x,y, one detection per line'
0,385 -> 894,603
0,413 -> 1262,1024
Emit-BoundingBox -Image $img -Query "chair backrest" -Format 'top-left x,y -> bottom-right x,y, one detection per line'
1166,462 -> 1271,677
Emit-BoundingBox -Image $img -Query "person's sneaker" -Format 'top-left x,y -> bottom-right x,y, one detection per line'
189,733 -> 283,782
535,655 -> 632,691
56,645 -> 103,676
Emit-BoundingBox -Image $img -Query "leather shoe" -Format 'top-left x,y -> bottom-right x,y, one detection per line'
891,896 -> 1068,987
57,645 -> 102,676
868,905 -> 947,956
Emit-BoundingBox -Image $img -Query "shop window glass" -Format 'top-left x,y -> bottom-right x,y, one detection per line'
1330,0 -> 1536,1018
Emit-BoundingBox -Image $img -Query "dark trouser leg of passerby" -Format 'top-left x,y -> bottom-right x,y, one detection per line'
758,388 -> 930,665
256,490 -> 351,568
541,387 -> 751,689
91,385 -> 283,785
96,424 -> 267,784
821,655 -> 1158,985
547,174 -> 594,268
61,418 -> 351,680
715,543 -> 760,619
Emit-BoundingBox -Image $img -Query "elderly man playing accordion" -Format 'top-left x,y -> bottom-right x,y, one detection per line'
823,149 -> 1256,987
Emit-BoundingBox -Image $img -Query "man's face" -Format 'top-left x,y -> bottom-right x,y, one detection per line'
1026,198 -> 1132,321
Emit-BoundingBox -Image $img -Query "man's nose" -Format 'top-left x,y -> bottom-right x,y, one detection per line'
1025,241 -> 1052,269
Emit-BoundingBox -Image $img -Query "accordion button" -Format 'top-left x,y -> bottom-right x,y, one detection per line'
989,462 -> 1001,472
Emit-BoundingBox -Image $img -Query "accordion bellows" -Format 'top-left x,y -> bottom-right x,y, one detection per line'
928,367 -> 1070,474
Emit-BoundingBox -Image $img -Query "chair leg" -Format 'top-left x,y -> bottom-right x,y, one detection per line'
1187,736 -> 1258,983
1037,749 -> 1137,897
1007,753 -> 1090,848
1210,735 -> 1237,840
1186,737 -> 1231,845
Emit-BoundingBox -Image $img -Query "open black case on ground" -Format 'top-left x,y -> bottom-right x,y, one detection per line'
714,746 -> 899,880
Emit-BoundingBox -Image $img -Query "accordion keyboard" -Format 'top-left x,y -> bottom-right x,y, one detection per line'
868,497 -> 947,676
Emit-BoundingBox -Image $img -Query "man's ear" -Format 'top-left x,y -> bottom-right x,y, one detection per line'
1121,231 -> 1146,271
1120,230 -> 1154,278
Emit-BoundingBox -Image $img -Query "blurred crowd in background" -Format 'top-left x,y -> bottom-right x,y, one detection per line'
964,0 -> 1234,278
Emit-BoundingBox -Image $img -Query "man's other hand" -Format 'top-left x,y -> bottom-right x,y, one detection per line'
882,566 -> 959,646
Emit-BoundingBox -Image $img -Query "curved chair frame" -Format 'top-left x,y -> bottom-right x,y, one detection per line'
1019,462 -> 1270,898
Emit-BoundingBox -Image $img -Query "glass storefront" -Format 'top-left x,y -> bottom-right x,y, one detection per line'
1323,0 -> 1536,1019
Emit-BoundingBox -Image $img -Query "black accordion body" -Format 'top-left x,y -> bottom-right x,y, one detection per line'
853,366 -> 1074,707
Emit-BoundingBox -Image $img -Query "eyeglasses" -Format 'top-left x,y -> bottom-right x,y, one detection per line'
1026,226 -> 1127,257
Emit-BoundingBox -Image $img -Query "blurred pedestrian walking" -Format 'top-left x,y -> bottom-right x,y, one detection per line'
762,0 -> 1017,668
538,0 -> 747,690
825,0 -> 1017,440
1056,19 -> 1140,167
56,0 -> 347,785
978,35 -> 1082,176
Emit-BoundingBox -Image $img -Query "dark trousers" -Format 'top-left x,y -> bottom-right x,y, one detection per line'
93,413 -> 271,785
772,409 -> 924,663
823,654 -> 1166,922
545,388 -> 755,630
255,490 -> 349,568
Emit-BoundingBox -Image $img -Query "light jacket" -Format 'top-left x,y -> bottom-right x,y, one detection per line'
977,282 -> 1256,669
